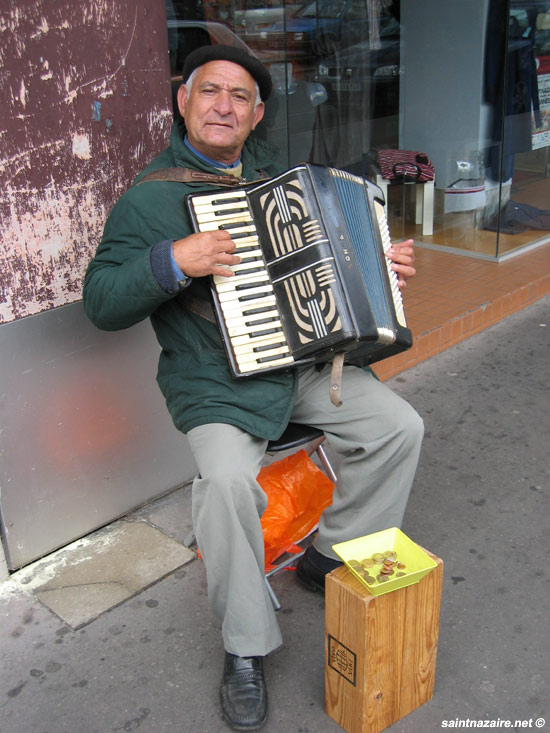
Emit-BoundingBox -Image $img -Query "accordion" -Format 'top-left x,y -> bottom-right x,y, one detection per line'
185,163 -> 412,378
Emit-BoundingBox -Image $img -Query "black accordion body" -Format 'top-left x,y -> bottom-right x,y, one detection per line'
185,163 -> 412,377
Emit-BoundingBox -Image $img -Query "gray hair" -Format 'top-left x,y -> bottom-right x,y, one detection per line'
185,66 -> 262,109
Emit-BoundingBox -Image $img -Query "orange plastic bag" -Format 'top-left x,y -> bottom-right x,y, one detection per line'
258,449 -> 335,571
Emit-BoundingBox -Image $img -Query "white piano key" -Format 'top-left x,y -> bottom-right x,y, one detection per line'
235,343 -> 292,366
192,190 -> 247,205
219,224 -> 257,235
225,307 -> 280,325
192,193 -> 248,206
212,260 -> 265,278
195,211 -> 253,225
194,201 -> 250,214
237,357 -> 294,373
233,244 -> 262,257
224,311 -> 281,333
228,318 -> 283,336
232,331 -> 286,350
218,295 -> 277,317
237,357 -> 295,373
214,272 -> 271,292
227,325 -> 283,341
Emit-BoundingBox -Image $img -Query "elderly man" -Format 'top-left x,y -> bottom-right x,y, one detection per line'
83,45 -> 423,731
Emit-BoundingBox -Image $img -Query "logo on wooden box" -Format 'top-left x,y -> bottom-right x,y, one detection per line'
328,634 -> 356,685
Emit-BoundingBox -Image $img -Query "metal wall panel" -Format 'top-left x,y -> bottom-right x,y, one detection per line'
0,302 -> 197,571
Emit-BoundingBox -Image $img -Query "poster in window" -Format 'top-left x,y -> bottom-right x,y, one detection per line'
533,55 -> 550,149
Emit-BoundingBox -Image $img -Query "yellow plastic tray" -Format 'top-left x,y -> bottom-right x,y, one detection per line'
332,527 -> 437,595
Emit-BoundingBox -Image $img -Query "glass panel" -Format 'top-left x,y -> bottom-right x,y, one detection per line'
496,0 -> 550,257
164,0 -> 400,173
395,1 -> 495,256
163,0 -> 550,261
406,0 -> 549,260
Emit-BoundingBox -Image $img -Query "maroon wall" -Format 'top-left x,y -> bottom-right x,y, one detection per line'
0,0 -> 173,322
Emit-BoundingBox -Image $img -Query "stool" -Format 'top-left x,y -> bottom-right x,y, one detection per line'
263,422 -> 337,609
267,422 -> 337,483
183,423 -> 338,611
374,172 -> 435,237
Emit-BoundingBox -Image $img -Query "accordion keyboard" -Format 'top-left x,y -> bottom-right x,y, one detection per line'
189,189 -> 295,373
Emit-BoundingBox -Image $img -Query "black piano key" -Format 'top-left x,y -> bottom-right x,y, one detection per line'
235,279 -> 270,291
219,221 -> 250,230
225,230 -> 256,240
238,291 -> 272,302
242,305 -> 276,316
211,196 -> 246,205
234,245 -> 260,253
233,266 -> 266,276
248,327 -> 283,339
253,341 -> 286,353
214,206 -> 249,216
245,316 -> 279,327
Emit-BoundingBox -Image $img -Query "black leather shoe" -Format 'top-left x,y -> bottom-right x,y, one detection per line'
296,547 -> 342,592
220,652 -> 267,730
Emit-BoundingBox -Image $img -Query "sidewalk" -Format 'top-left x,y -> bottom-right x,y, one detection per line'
1,295 -> 548,733
374,240 -> 550,381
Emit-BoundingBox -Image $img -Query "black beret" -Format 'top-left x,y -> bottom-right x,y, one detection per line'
182,44 -> 272,101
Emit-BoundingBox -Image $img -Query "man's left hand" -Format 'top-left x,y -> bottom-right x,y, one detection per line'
386,239 -> 416,289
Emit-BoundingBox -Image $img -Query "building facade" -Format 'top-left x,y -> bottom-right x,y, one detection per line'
1,0 -> 549,575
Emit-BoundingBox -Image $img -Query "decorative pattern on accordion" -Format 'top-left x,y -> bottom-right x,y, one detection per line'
259,178 -> 342,346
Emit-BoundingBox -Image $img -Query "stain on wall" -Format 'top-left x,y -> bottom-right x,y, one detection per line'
0,0 -> 174,323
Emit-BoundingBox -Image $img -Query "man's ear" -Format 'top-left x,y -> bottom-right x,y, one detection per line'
177,84 -> 188,117
251,102 -> 265,130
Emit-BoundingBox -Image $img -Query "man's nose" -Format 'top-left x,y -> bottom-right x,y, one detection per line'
213,90 -> 233,114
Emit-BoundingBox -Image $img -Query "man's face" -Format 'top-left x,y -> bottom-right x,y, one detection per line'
178,60 -> 265,165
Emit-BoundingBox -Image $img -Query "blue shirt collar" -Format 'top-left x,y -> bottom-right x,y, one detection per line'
184,135 -> 241,170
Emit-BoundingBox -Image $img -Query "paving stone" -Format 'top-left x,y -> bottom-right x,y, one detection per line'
10,520 -> 195,628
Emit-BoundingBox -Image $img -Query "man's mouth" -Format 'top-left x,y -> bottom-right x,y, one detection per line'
205,121 -> 233,129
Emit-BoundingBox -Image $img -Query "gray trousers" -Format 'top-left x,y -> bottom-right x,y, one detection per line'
187,363 -> 424,657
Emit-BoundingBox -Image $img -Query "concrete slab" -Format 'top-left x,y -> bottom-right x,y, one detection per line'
10,519 -> 195,629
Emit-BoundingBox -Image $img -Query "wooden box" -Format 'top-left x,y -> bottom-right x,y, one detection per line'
325,550 -> 443,733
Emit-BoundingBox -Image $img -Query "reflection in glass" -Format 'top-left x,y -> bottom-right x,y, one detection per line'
164,0 -> 550,261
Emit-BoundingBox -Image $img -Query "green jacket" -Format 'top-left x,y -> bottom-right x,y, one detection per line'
83,120 -> 298,440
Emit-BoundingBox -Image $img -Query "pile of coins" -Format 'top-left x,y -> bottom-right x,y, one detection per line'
347,550 -> 407,585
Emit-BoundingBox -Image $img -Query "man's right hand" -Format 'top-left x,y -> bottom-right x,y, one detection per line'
172,230 -> 241,278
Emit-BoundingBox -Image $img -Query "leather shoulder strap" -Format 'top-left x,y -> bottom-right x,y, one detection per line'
135,167 -> 246,187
